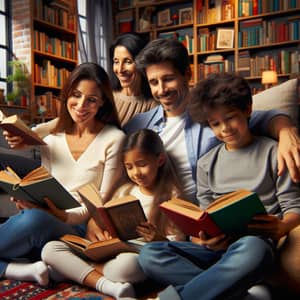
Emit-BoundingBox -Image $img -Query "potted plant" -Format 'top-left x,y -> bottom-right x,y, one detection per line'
6,60 -> 30,106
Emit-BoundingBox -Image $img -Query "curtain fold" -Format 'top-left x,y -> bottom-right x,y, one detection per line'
78,0 -> 113,73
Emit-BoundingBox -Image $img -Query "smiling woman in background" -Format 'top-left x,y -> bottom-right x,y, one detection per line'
110,32 -> 158,126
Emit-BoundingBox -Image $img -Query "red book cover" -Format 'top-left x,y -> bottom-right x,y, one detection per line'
159,201 -> 221,237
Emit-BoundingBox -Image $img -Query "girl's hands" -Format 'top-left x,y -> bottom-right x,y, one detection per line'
191,231 -> 230,251
136,221 -> 166,242
3,130 -> 25,149
85,218 -> 112,242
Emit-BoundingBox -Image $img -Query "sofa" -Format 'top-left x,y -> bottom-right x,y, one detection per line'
0,78 -> 300,297
251,77 -> 300,296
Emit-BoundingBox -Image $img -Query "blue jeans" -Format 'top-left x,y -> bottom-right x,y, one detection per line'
0,208 -> 86,277
138,236 -> 274,300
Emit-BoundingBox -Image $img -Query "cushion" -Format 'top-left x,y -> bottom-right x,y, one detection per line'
252,78 -> 299,126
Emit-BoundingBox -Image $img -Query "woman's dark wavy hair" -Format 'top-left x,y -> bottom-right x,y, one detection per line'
52,62 -> 120,133
109,32 -> 152,99
189,72 -> 252,125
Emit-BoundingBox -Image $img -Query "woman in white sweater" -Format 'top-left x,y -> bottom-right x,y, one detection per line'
0,63 -> 124,286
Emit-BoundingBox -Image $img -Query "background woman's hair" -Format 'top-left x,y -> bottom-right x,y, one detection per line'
52,62 -> 120,133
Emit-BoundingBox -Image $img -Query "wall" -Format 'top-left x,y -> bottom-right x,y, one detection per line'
11,0 -> 31,71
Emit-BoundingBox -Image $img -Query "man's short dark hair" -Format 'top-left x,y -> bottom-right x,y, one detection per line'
189,73 -> 252,124
135,38 -> 190,76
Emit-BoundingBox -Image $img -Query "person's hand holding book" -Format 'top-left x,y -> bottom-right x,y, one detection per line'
85,218 -> 112,242
3,130 -> 25,149
136,221 -> 167,242
191,231 -> 230,251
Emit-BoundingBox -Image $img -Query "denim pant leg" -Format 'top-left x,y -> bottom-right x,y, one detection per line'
139,236 -> 274,300
0,208 -> 85,277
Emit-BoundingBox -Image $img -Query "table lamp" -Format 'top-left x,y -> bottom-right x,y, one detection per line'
261,71 -> 278,89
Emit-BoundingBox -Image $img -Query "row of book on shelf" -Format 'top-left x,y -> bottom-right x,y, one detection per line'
239,17 -> 300,47
197,0 -> 235,24
33,0 -> 76,31
239,0 -> 300,17
34,60 -> 72,88
238,50 -> 300,77
33,30 -> 76,60
158,32 -> 194,55
35,92 -> 60,119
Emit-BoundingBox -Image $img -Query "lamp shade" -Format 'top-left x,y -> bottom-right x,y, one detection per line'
261,71 -> 278,84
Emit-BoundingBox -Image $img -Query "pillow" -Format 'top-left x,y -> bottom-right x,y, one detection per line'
252,78 -> 299,126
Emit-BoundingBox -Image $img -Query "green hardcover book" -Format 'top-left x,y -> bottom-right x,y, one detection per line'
160,189 -> 267,238
206,190 -> 267,235
0,165 -> 80,210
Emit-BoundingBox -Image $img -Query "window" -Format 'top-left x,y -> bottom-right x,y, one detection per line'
77,0 -> 87,63
0,0 -> 11,94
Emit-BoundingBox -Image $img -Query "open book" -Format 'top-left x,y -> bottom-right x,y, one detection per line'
0,114 -> 46,145
60,234 -> 138,261
78,183 -> 147,240
159,190 -> 267,237
0,165 -> 80,209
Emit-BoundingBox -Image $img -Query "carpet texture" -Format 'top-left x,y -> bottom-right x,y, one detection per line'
0,279 -> 113,299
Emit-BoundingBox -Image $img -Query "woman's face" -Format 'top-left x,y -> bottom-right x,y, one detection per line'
113,45 -> 140,89
67,79 -> 103,126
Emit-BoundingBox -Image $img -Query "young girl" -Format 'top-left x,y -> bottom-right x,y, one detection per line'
0,63 -> 124,286
42,128 -> 185,300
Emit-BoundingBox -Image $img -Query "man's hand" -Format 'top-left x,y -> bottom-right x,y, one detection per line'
85,218 -> 111,242
277,127 -> 300,182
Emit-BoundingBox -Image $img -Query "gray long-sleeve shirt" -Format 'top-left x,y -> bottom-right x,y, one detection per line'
197,136 -> 300,217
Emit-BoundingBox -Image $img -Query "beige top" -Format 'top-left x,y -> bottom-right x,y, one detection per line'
113,91 -> 158,127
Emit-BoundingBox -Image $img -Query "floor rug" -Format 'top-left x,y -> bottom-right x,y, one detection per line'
0,279 -> 113,299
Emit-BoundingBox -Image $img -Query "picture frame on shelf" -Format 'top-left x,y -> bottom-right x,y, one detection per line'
179,7 -> 193,25
157,8 -> 172,27
118,0 -> 132,10
216,28 -> 234,49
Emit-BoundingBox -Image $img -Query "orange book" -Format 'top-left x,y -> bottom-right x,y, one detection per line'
0,114 -> 46,146
78,183 -> 147,241
60,234 -> 138,261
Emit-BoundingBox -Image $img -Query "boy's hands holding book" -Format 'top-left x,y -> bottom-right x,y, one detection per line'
248,213 -> 300,240
191,231 -> 231,251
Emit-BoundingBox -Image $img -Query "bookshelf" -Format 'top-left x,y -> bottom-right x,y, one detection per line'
116,0 -> 300,91
31,0 -> 78,122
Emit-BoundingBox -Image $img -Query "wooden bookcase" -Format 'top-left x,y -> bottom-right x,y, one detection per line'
116,0 -> 300,91
31,0 -> 78,122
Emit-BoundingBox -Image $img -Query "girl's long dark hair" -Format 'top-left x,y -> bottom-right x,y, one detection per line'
52,62 -> 120,133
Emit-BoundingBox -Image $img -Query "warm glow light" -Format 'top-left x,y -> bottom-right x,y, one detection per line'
261,71 -> 278,85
